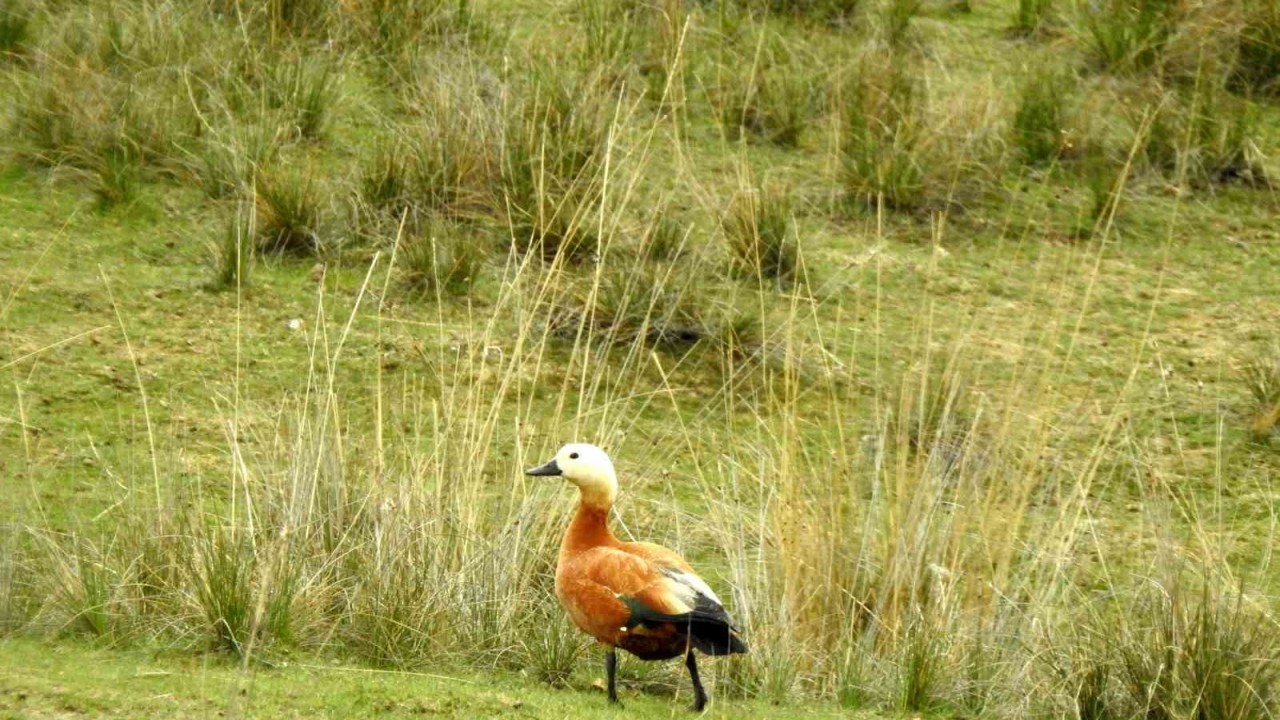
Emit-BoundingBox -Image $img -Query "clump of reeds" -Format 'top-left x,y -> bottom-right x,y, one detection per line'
721,184 -> 799,282
254,165 -> 326,255
1240,342 -> 1280,441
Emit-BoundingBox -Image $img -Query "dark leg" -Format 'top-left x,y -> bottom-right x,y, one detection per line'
685,650 -> 708,712
605,648 -> 619,704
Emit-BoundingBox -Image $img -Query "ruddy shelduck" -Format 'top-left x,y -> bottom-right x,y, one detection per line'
526,443 -> 747,711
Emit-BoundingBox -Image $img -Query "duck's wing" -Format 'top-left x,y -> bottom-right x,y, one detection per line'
569,546 -> 748,656
618,541 -> 740,628
576,540 -> 747,653
621,566 -> 749,656
567,547 -> 693,616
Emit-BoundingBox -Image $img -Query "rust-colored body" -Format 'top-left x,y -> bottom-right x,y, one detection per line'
555,505 -> 696,660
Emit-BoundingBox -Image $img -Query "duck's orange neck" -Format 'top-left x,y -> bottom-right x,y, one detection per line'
560,497 -> 618,561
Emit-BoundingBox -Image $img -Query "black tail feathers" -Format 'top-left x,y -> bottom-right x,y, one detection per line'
621,595 -> 749,656
689,619 -> 749,655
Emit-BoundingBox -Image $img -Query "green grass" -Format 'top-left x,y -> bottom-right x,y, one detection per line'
0,637 -> 870,719
1,0 -> 1280,717
1012,65 -> 1072,166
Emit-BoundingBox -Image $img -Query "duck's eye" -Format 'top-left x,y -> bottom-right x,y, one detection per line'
569,452 -> 580,460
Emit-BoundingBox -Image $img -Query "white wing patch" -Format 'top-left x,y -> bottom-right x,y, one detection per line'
657,576 -> 696,613
666,570 -> 724,608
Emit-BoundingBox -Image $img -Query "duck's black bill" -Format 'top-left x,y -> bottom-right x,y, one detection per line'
525,458 -> 563,477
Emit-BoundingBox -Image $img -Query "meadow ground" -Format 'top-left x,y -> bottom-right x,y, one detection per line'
2,0 -> 1280,717
0,637 -> 882,719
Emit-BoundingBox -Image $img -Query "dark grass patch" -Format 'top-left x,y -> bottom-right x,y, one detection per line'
254,166 -> 324,255
87,144 -> 142,211
836,54 -> 930,212
1230,3 -> 1280,97
0,0 -> 33,61
728,0 -> 861,25
1079,0 -> 1182,75
1240,342 -> 1280,441
501,66 -> 611,263
187,124 -> 280,200
1137,82 -> 1269,189
1064,578 -> 1280,720
398,222 -> 484,299
1010,0 -> 1055,37
712,31 -> 819,148
208,204 -> 254,292
639,209 -> 686,263
1012,67 -> 1073,167
345,0 -> 488,59
548,263 -> 761,356
722,184 -> 798,282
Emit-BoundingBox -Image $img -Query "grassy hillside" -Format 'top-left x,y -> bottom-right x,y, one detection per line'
2,0 -> 1279,717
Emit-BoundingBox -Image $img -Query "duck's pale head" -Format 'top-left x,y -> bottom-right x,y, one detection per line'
526,443 -> 617,508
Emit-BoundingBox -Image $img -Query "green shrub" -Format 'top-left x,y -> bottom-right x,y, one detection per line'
896,609 -> 945,712
1011,0 -> 1053,37
399,224 -> 484,298
1012,67 -> 1072,166
578,0 -> 642,75
722,184 -> 798,281
363,60 -> 503,229
343,552 -> 443,668
0,0 -> 33,60
1138,82 -> 1267,188
190,529 -> 254,653
737,0 -> 861,25
209,205 -> 255,292
1230,3 -> 1280,97
344,0 -> 483,58
42,534 -> 120,639
713,33 -> 817,148
8,9 -> 197,179
1045,576 -> 1280,720
885,362 -> 973,458
265,56 -> 338,142
213,0 -> 332,42
876,0 -> 922,49
1240,342 -> 1280,441
12,68 -> 181,172
406,109 -> 500,219
550,263 -> 759,355
506,66 -> 608,190
357,139 -> 417,234
254,166 -> 324,255
636,0 -> 687,107
1073,662 -> 1114,720
1115,580 -> 1279,720
838,56 -> 929,211
1080,0 -> 1182,74
0,532 -> 33,635
503,183 -> 599,264
517,609 -> 589,686
639,210 -> 685,263
88,144 -> 142,211
1078,142 -> 1122,232
188,124 -> 279,200
501,66 -> 610,262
